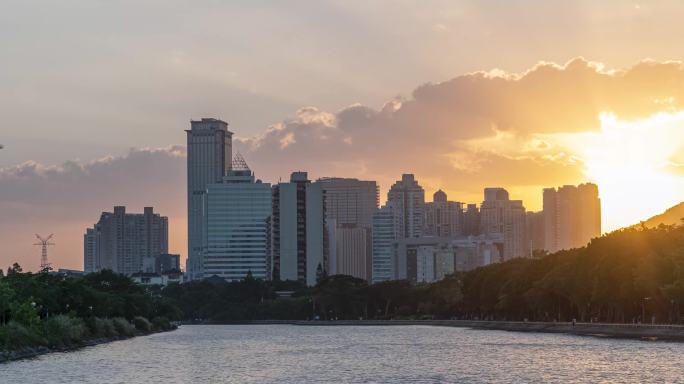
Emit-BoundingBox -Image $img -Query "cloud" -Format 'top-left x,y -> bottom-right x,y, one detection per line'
0,147 -> 187,271
237,58 -> 684,204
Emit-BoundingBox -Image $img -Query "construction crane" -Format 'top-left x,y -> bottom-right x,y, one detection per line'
34,234 -> 55,271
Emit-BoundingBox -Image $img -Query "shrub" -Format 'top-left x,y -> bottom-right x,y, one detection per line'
2,321 -> 44,350
10,302 -> 41,334
85,317 -> 105,339
112,317 -> 135,337
132,316 -> 151,333
99,318 -> 118,338
151,316 -> 173,331
45,315 -> 88,348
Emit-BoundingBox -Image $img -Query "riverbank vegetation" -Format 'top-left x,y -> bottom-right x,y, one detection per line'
5,223 -> 683,347
161,224 -> 684,324
0,268 -> 178,357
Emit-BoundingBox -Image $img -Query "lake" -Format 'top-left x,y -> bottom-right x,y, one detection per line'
1,324 -> 682,383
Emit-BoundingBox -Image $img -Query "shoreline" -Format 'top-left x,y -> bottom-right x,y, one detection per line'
243,320 -> 684,342
0,328 -> 177,363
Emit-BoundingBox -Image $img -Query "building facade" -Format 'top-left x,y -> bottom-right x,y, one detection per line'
328,224 -> 371,280
316,178 -> 378,228
83,228 -> 98,273
316,177 -> 378,281
394,235 -> 503,283
371,203 -> 401,283
480,188 -> 528,260
186,118 -> 232,280
543,183 -> 601,253
387,174 -> 425,239
526,211 -> 546,254
463,204 -> 481,236
84,206 -> 168,275
202,165 -> 271,281
272,172 -> 326,286
424,190 -> 464,237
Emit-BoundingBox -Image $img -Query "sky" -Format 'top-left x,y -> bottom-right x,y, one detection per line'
2,0 -> 684,271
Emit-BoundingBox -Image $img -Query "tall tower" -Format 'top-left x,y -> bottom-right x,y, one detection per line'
186,118 -> 232,280
387,174 -> 425,239
272,172 -> 326,286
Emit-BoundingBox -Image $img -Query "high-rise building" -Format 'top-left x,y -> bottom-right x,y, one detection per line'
202,158 -> 271,281
371,202 -> 401,283
316,178 -> 378,228
526,211 -> 545,254
387,174 -> 425,239
84,228 -> 98,273
186,118 -> 232,281
328,224 -> 371,280
543,183 -> 601,253
272,172 -> 326,286
463,204 -> 481,236
480,188 -> 528,260
424,190 -> 464,237
316,177 -> 378,281
84,206 -> 168,275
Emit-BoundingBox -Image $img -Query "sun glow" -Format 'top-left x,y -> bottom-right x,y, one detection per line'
567,112 -> 684,231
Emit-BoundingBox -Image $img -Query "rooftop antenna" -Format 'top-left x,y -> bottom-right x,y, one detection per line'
34,234 -> 55,270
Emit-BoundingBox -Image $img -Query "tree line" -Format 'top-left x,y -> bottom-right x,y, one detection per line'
160,224 -> 684,324
0,267 -> 178,353
4,222 -> 683,347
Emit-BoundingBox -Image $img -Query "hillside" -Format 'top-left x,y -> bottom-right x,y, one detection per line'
638,202 -> 684,228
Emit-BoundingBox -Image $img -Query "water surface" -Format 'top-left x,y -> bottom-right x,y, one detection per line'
1,324 -> 682,383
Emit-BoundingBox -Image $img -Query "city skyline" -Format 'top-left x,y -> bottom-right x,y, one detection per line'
2,2 -> 684,271
0,133 -> 666,273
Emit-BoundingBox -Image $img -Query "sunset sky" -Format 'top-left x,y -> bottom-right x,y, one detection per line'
2,0 -> 684,271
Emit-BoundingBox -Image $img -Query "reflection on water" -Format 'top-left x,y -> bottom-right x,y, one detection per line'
1,324 -> 681,383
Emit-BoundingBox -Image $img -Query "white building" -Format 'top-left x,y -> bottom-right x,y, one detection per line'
202,158 -> 271,281
371,203 -> 401,283
395,235 -> 503,283
387,174 -> 425,239
480,188 -> 527,260
272,172 -> 326,286
186,118 -> 232,280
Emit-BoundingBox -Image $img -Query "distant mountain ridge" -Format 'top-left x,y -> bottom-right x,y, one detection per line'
635,202 -> 684,228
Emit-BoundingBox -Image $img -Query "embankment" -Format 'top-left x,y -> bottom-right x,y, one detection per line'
250,320 -> 684,341
0,328 -> 177,363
